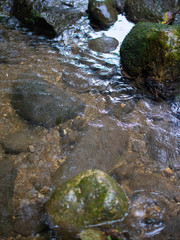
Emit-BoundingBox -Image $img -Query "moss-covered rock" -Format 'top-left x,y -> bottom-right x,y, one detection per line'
120,22 -> 180,83
88,0 -> 118,29
46,170 -> 128,234
123,0 -> 179,23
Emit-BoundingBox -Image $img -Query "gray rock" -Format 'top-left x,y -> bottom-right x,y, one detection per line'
53,116 -> 129,185
11,73 -> 85,128
1,129 -> 39,154
11,0 -> 88,36
88,36 -> 119,53
123,0 -> 179,23
88,0 -> 118,29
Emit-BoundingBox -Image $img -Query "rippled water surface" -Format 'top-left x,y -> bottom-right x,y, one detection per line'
0,12 -> 180,240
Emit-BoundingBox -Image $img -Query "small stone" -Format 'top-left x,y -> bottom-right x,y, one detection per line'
29,145 -> 35,153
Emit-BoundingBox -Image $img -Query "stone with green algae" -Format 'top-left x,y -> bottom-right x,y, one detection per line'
46,169 -> 128,232
120,22 -> 180,83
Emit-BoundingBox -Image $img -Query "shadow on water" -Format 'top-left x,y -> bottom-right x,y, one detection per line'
0,10 -> 180,240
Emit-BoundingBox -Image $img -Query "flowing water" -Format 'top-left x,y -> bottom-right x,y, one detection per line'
0,10 -> 180,240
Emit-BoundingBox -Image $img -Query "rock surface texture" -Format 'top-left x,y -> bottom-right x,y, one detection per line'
120,22 -> 180,83
46,169 -> 128,235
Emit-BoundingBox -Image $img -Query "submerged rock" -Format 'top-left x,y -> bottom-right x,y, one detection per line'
11,74 -> 85,128
46,169 -> 128,235
1,128 -> 40,154
120,22 -> 180,83
88,36 -> 119,53
0,158 -> 16,237
88,0 -> 118,29
53,116 -> 129,185
123,0 -> 179,23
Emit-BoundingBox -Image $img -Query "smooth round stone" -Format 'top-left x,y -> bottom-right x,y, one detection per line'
88,36 -> 119,53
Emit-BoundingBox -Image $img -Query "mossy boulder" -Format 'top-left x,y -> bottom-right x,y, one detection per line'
46,170 -> 128,234
88,0 -> 118,29
120,22 -> 180,83
11,73 -> 85,128
123,0 -> 180,23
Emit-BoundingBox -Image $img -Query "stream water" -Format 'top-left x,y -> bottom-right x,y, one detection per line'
0,10 -> 180,240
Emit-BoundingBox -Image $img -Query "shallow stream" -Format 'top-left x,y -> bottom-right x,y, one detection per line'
0,10 -> 180,240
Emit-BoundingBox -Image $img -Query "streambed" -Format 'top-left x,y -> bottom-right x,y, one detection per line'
0,12 -> 180,239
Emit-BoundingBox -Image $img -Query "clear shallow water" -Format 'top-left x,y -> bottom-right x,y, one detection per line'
0,12 -> 180,239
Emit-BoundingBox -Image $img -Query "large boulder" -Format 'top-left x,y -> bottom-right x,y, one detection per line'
123,0 -> 179,23
11,0 -> 88,36
46,169 -> 128,236
120,22 -> 180,84
11,73 -> 85,128
88,0 -> 118,29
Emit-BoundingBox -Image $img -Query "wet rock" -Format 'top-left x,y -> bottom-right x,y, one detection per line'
0,158 -> 16,237
11,127 -> 63,236
11,74 -> 85,128
145,127 -> 179,168
120,22 -> 180,83
88,0 -> 118,29
46,170 -> 128,236
13,201 -> 45,237
106,96 -> 136,121
1,128 -> 40,154
62,65 -> 99,93
153,214 -> 180,240
53,116 -> 129,185
11,0 -> 87,36
88,36 -> 118,53
123,0 -> 179,23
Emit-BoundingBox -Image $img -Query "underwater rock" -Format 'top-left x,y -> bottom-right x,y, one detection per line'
0,158 -> 16,237
11,74 -> 85,128
88,0 -> 118,29
88,36 -> 119,53
120,22 -> 180,83
1,129 -> 40,154
46,169 -> 128,235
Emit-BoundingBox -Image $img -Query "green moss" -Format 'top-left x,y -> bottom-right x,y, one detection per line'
24,10 -> 42,25
120,22 -> 180,82
46,170 -> 128,231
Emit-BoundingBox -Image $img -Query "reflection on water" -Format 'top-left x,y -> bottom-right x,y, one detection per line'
0,11 -> 180,239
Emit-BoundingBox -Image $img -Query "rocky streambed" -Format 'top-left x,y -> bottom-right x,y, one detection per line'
0,0 -> 180,239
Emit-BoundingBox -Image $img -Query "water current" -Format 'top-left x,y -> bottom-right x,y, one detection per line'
0,11 -> 180,240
